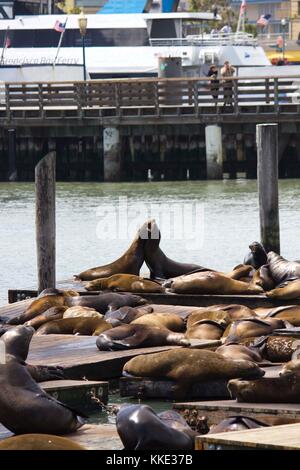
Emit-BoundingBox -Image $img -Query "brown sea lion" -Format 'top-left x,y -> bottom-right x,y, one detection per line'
144,219 -> 212,280
7,290 -> 78,326
123,349 -> 264,395
223,317 -> 285,343
243,242 -> 268,269
0,434 -> 85,450
228,375 -> 300,403
186,320 -> 225,341
96,324 -> 189,351
251,265 -> 275,291
266,279 -> 300,300
265,305 -> 300,326
186,310 -> 231,327
267,251 -> 300,284
216,343 -> 265,364
0,326 -> 85,434
167,272 -> 264,295
36,317 -> 112,336
116,405 -> 195,450
132,312 -> 185,332
104,306 -> 153,327
225,265 -> 254,280
75,220 -> 154,281
85,274 -> 165,293
280,358 -> 300,377
65,293 -> 147,314
193,304 -> 257,321
209,416 -> 268,434
25,306 -> 67,330
63,306 -> 103,319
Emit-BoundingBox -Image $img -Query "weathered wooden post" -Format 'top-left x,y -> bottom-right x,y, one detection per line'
35,152 -> 56,293
256,123 -> 280,253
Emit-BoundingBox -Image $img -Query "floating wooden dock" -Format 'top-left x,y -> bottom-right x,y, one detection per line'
0,423 -> 122,450
195,423 -> 300,450
41,379 -> 109,408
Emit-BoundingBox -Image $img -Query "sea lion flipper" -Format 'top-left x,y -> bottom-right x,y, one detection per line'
26,364 -> 65,382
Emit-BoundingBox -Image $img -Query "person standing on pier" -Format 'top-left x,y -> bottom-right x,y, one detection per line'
207,64 -> 219,105
221,61 -> 236,108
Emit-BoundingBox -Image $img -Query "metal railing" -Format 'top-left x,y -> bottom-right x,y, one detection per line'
150,32 -> 258,48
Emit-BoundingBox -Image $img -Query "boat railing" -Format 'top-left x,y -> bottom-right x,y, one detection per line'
150,33 -> 258,48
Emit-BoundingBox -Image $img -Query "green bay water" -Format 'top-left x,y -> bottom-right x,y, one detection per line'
1,179 -> 300,305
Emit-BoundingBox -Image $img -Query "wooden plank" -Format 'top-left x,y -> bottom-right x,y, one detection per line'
40,379 -> 109,408
196,423 -> 300,450
0,423 -> 122,450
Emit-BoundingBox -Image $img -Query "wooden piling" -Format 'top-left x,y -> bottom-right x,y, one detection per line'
7,128 -> 17,182
256,123 -> 280,253
35,152 -> 56,293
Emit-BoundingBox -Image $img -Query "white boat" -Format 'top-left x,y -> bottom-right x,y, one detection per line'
0,12 -> 298,83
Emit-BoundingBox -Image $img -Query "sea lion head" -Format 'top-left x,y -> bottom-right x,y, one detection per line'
249,242 -> 264,253
280,359 -> 300,379
140,219 -> 161,251
227,378 -> 256,400
1,325 -> 35,362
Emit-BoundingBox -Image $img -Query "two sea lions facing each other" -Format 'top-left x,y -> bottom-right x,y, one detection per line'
0,326 -> 85,434
96,324 -> 189,351
85,274 -> 165,293
123,349 -> 264,396
0,434 -> 86,450
116,405 -> 196,450
36,317 -> 112,336
165,272 -> 264,295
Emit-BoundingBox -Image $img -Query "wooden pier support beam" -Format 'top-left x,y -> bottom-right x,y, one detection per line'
256,123 -> 280,254
7,128 -> 17,182
103,127 -> 121,182
35,152 -> 56,294
205,125 -> 223,179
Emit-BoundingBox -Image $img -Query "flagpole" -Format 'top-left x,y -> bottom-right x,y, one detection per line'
53,17 -> 68,66
0,26 -> 10,65
236,3 -> 242,34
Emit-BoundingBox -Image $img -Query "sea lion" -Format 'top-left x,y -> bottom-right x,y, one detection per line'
0,326 -> 85,434
144,219 -> 211,279
25,306 -> 67,329
85,274 -> 165,293
65,293 -> 147,314
263,336 -> 300,362
266,279 -> 300,300
0,434 -> 85,450
193,304 -> 257,321
209,416 -> 268,434
36,317 -> 112,336
186,310 -> 231,328
167,272 -> 263,295
267,251 -> 300,284
75,220 -> 153,281
123,349 -> 264,395
116,405 -> 195,450
132,312 -> 185,332
63,306 -> 103,319
7,290 -> 78,326
225,265 -> 254,280
223,317 -> 285,343
216,343 -> 265,364
228,375 -> 300,403
104,306 -> 153,327
266,305 -> 300,326
280,358 -> 300,377
96,324 -> 189,351
185,319 -> 225,341
243,242 -> 268,270
251,265 -> 275,291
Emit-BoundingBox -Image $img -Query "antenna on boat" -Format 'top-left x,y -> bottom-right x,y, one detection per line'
236,0 -> 246,34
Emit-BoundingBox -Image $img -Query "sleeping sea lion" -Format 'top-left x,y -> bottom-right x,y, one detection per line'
167,272 -> 263,295
104,306 -> 153,327
0,434 -> 85,450
193,304 -> 257,321
123,349 -> 264,396
116,405 -> 195,450
223,317 -> 285,343
266,279 -> 300,300
228,375 -> 300,403
65,293 -> 147,314
243,242 -> 268,270
132,312 -> 185,332
280,358 -> 300,377
185,319 -> 225,341
85,274 -> 165,293
186,310 -> 231,328
0,326 -> 85,434
267,251 -> 300,285
209,416 -> 268,434
216,343 -> 265,364
75,220 -> 153,281
25,306 -> 67,329
36,317 -> 112,336
96,324 -> 189,351
251,265 -> 275,291
262,335 -> 300,362
265,305 -> 300,326
63,306 -> 103,319
144,219 -> 211,279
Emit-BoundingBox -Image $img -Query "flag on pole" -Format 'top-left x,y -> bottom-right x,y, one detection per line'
240,0 -> 247,15
5,31 -> 11,48
257,14 -> 272,27
53,20 -> 66,33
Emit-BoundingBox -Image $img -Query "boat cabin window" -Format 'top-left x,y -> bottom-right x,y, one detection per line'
149,19 -> 177,38
0,28 -> 149,47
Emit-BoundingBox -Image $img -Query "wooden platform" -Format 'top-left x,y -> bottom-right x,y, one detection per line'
0,423 -> 122,450
196,423 -> 300,450
40,380 -> 109,408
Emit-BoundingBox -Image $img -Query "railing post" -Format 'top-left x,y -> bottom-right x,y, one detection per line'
193,80 -> 199,116
154,81 -> 160,116
38,83 -> 44,118
274,78 -> 279,113
5,83 -> 10,121
115,82 -> 121,117
233,79 -> 239,115
256,123 -> 280,253
265,78 -> 270,104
